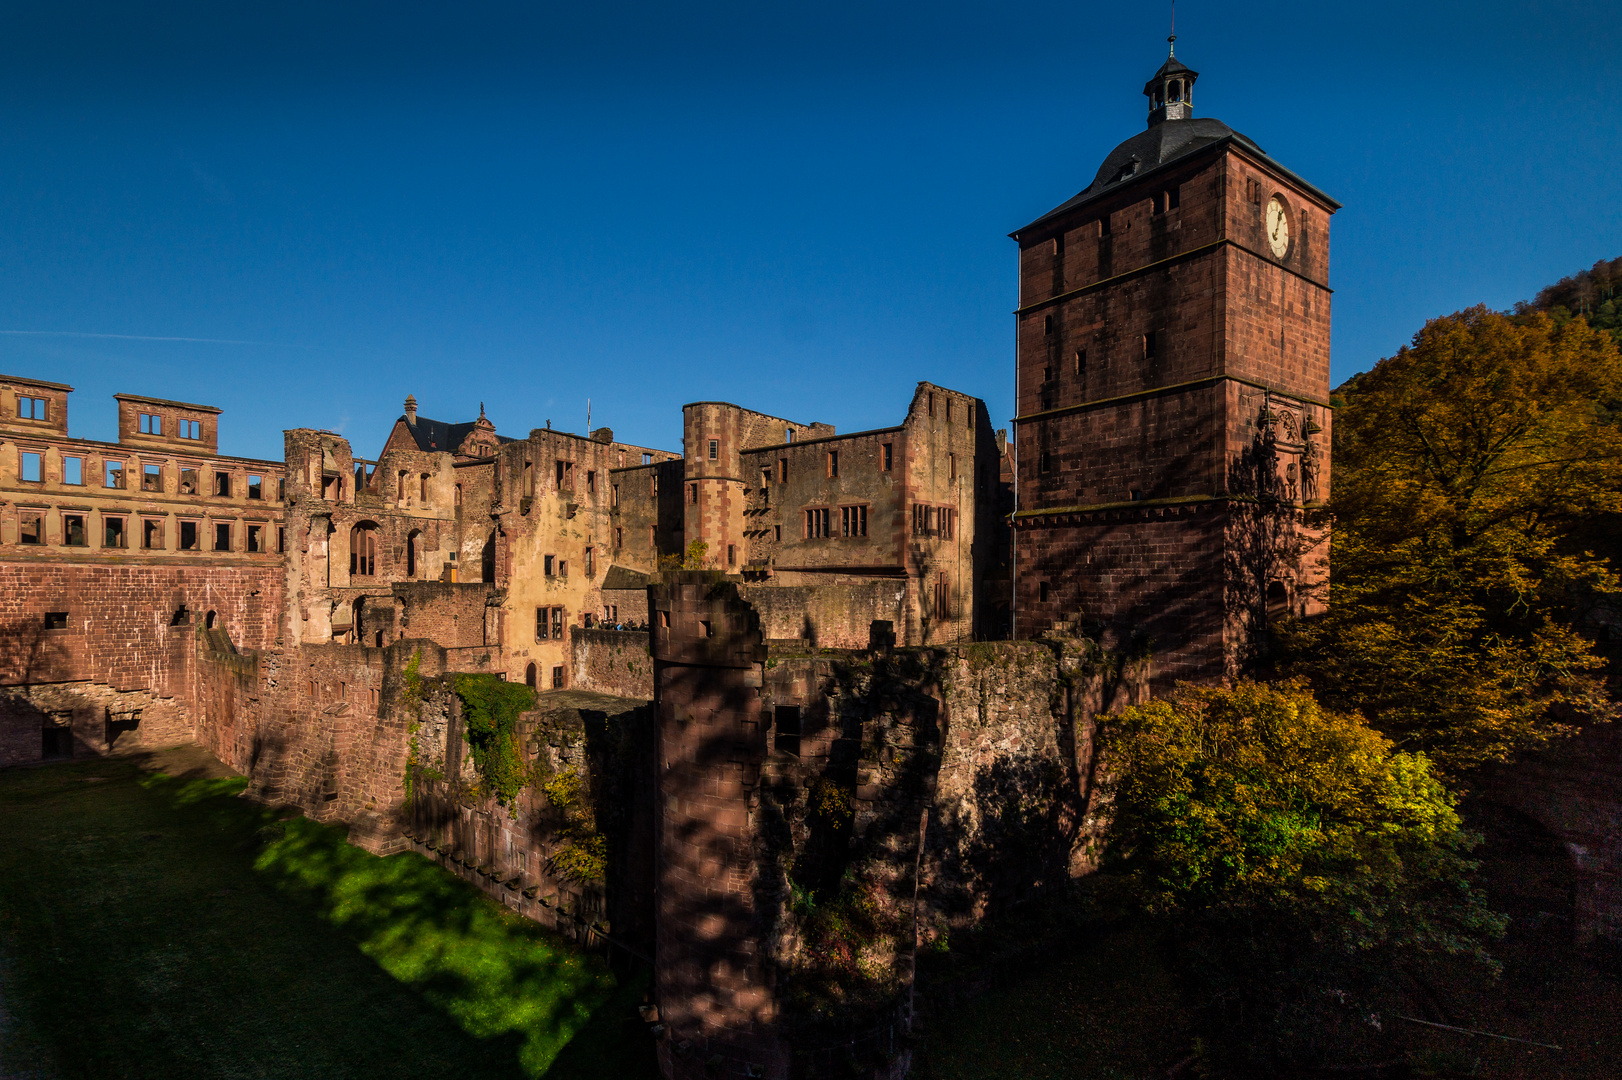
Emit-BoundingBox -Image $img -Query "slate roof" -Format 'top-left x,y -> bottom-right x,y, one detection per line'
396,416 -> 516,453
601,565 -> 651,590
1012,116 -> 1340,237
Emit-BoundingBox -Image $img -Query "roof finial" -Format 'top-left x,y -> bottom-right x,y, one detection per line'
478,401 -> 486,419
1168,0 -> 1176,56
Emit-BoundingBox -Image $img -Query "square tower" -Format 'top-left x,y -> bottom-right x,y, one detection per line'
1010,46 -> 1339,682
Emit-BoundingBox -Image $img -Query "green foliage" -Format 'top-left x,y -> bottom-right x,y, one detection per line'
1282,305 -> 1621,775
454,673 -> 537,807
1523,254 -> 1622,345
1099,680 -> 1503,1073
540,768 -> 608,883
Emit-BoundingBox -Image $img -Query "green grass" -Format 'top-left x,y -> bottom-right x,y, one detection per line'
0,756 -> 656,1080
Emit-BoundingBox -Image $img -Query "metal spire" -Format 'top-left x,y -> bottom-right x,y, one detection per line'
1168,0 -> 1176,56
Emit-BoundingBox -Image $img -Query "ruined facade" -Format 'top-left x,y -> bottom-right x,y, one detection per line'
1009,50 -> 1336,682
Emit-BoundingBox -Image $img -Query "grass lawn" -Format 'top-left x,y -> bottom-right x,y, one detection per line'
0,752 -> 656,1080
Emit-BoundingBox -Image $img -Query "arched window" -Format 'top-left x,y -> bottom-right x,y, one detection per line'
205,610 -> 217,629
1266,580 -> 1290,622
351,523 -> 378,577
406,529 -> 421,578
525,663 -> 537,689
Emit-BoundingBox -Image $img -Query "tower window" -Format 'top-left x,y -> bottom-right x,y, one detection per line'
1075,349 -> 1086,373
1043,315 -> 1053,335
881,443 -> 892,471
1143,332 -> 1158,360
827,450 -> 838,478
1099,215 -> 1111,237
1167,186 -> 1180,210
708,439 -> 718,460
1039,452 -> 1052,474
1039,582 -> 1050,603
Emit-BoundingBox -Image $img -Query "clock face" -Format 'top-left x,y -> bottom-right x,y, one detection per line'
1265,196 -> 1290,258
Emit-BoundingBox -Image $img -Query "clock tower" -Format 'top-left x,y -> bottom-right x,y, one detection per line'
1010,43 -> 1339,683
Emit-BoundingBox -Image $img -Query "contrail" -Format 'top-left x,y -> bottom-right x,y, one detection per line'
0,330 -> 308,348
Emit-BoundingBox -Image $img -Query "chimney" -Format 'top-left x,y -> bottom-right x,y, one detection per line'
404,394 -> 418,425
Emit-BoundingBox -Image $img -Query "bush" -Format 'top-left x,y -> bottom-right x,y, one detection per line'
454,674 -> 537,807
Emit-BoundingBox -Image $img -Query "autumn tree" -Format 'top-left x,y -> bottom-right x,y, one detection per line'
1099,681 -> 1501,1074
1280,306 -> 1622,775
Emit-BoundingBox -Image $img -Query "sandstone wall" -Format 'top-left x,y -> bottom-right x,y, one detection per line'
569,627 -> 654,698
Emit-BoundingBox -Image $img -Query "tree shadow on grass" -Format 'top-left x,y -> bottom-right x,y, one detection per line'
137,770 -> 655,1079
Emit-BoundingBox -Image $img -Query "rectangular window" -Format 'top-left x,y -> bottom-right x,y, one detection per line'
650,473 -> 657,495
180,521 -> 199,550
584,547 -> 594,575
420,474 -> 429,503
178,419 -> 201,440
214,472 -> 231,497
248,475 -> 263,499
247,524 -> 264,552
726,543 -> 735,566
20,451 -> 41,483
946,399 -> 954,423
827,450 -> 838,478
103,516 -> 126,549
19,397 -> 45,420
556,460 -> 574,490
214,522 -> 232,551
142,463 -> 162,492
179,467 -> 198,495
586,470 -> 595,494
928,392 -> 936,415
139,412 -> 162,435
45,611 -> 68,630
143,519 -> 164,549
948,453 -> 957,481
277,526 -> 285,553
940,508 -> 956,541
544,555 -> 555,576
1075,348 -> 1087,373
611,483 -> 618,507
62,514 -> 87,547
558,559 -> 567,578
774,524 -> 781,542
689,483 -> 698,505
840,505 -> 867,537
881,443 -> 892,471
778,458 -> 788,483
615,526 -> 622,548
708,439 -> 718,460
552,608 -> 564,640
806,507 -> 831,538
774,705 -> 801,757
63,456 -> 83,486
1168,185 -> 1180,210
19,512 -> 42,545
552,665 -> 565,690
1100,213 -> 1111,236
536,607 -> 548,640
1143,332 -> 1157,360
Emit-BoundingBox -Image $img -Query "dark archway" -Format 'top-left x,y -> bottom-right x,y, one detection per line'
481,531 -> 497,583
406,529 -> 421,578
204,610 -> 217,629
525,663 -> 537,689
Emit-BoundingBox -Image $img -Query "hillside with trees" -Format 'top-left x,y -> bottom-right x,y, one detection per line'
1518,255 -> 1622,343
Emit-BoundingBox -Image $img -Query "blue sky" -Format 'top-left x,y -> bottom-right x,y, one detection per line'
0,1 -> 1617,462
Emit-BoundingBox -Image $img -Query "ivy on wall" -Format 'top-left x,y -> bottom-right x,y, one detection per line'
453,673 -> 537,807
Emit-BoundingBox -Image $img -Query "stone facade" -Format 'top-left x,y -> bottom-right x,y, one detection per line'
1009,55 -> 1335,684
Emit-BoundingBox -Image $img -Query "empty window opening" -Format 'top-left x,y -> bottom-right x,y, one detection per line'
935,573 -> 953,619
611,483 -> 618,507
584,546 -> 594,575
774,524 -> 782,542
1039,581 -> 1050,603
586,470 -> 595,494
947,399 -> 954,423
277,527 -> 285,553
1266,581 -> 1290,622
1099,214 -> 1111,237
63,456 -> 83,486
659,610 -> 670,629
544,554 -> 555,576
523,460 -> 534,498
614,526 -> 623,548
552,607 -> 564,639
179,521 -> 199,550
827,450 -> 839,478
104,517 -> 126,549
939,508 -> 957,540
708,439 -> 718,460
841,505 -> 868,537
214,472 -> 231,497
774,705 -> 801,757
63,514 -> 87,547
700,620 -> 713,638
881,443 -> 892,471
41,714 -> 72,759
525,663 -> 537,689
454,483 -> 462,505
1143,332 -> 1158,360
406,530 -> 420,577
104,460 -> 125,489
928,392 -> 936,416
247,524 -> 264,552
214,522 -> 232,551
1167,186 -> 1180,210
806,507 -> 831,538
350,524 -> 377,576
948,453 -> 957,481
1130,489 -> 1143,501
1075,348 -> 1087,373
397,471 -> 408,500
178,419 -> 201,440
278,477 -> 286,500
778,458 -> 788,483
19,513 -> 42,545
420,474 -> 429,502
689,484 -> 698,505
45,611 -> 68,630
180,468 -> 199,495
139,412 -> 162,435
785,429 -> 794,443
551,665 -> 565,689
18,396 -> 47,420
142,519 -> 163,549
642,452 -> 653,464
556,460 -> 574,490
1039,452 -> 1052,474
19,451 -> 41,483
143,464 -> 162,492
558,559 -> 567,578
